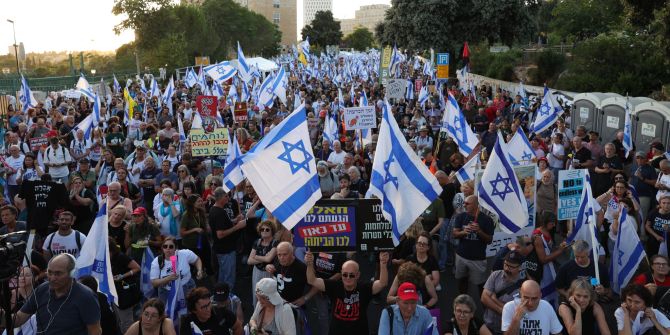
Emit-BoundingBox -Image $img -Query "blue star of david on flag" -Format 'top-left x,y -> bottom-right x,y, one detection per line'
489,173 -> 514,201
216,66 -> 228,75
277,140 -> 313,174
539,102 -> 551,116
383,156 -> 399,189
453,115 -> 463,137
521,151 -> 533,160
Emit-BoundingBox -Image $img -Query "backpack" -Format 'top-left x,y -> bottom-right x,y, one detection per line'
286,303 -> 309,335
46,230 -> 83,254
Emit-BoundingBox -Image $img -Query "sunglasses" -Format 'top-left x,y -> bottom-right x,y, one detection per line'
260,228 -> 272,232
342,272 -> 356,279
162,244 -> 175,249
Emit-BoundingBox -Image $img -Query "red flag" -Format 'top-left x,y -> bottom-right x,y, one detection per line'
462,41 -> 470,59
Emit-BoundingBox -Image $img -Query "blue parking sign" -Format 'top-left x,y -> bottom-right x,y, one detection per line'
437,53 -> 450,65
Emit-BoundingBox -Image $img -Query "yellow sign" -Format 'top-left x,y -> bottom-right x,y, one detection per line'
189,127 -> 230,157
379,46 -> 392,84
194,56 -> 210,66
436,65 -> 449,79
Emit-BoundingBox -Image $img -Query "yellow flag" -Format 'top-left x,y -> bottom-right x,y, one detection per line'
298,52 -> 308,66
124,87 -> 137,119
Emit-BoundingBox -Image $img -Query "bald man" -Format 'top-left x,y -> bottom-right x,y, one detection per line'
501,280 -> 562,335
266,242 -> 318,307
13,254 -> 102,335
305,250 -> 389,335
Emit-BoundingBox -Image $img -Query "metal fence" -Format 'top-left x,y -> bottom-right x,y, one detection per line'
0,72 -> 150,95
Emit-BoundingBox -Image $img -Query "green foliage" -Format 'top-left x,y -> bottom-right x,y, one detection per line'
301,11 -> 342,49
112,0 -> 172,34
343,27 -> 376,51
470,45 -> 522,82
622,0 -> 667,28
530,50 -> 565,85
555,33 -> 669,96
549,0 -> 623,41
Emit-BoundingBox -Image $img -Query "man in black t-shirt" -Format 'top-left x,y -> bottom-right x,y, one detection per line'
208,187 -> 246,290
308,252 -> 347,335
17,177 -> 69,238
180,287 -> 243,335
305,250 -> 390,335
555,240 -> 611,300
566,137 -> 594,170
266,242 -> 318,306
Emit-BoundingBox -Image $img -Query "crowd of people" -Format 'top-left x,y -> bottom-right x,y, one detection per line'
0,49 -> 669,335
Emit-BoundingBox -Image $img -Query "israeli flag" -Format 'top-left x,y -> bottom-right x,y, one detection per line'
92,94 -> 102,125
149,78 -> 161,98
540,238 -> 558,308
191,322 -> 204,335
113,75 -> 121,94
610,206 -> 645,294
366,100 -> 441,245
166,268 -> 186,331
505,127 -> 536,165
478,132 -> 529,234
241,82 -> 250,102
423,322 -> 438,335
405,80 -> 414,101
531,87 -> 563,134
162,77 -> 175,114
517,81 -> 528,106
300,37 -> 311,61
360,89 -> 369,107
139,78 -> 148,95
204,61 -> 238,85
455,154 -> 480,184
423,61 -> 433,78
228,84 -> 239,103
323,110 -> 339,147
184,67 -> 198,88
240,103 -> 322,229
212,80 -> 225,98
389,45 -> 402,78
623,96 -> 633,158
354,128 -> 373,150
441,92 -> 478,157
19,75 -> 38,114
237,42 -> 252,83
275,66 -> 288,105
75,206 -> 118,305
140,247 -> 155,298
566,173 -> 604,253
222,133 -> 245,192
350,84 -> 356,105
418,86 -> 429,108
76,75 -> 95,100
176,113 -> 187,144
256,68 -> 286,109
72,113 -> 95,138
337,88 -> 345,112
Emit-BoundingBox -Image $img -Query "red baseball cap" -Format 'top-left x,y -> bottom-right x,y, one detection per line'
46,130 -> 59,138
132,207 -> 147,216
397,282 -> 419,301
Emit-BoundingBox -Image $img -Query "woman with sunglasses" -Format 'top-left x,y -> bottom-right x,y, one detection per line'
248,220 -> 279,306
598,180 -> 641,249
124,298 -> 176,335
150,236 -> 205,302
445,294 -> 492,335
558,278 -> 610,335
179,287 -> 243,335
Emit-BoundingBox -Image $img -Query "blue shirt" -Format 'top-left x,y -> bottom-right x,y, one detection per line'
378,304 -> 438,335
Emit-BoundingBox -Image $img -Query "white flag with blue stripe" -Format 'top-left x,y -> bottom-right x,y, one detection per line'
165,268 -> 186,331
92,94 -> 102,124
540,238 -> 558,309
531,87 -> 563,134
113,75 -> 121,94
237,41 -> 252,83
241,82 -> 251,102
75,206 -> 118,305
212,80 -> 225,98
360,90 -> 369,107
184,67 -> 198,88
478,132 -> 529,234
76,75 -> 95,100
149,78 -> 161,98
455,154 -> 479,185
177,113 -> 187,143
389,45 -> 402,78
240,103 -> 322,229
366,100 -> 442,245
191,322 -> 204,335
418,86 -> 429,108
72,113 -> 95,138
505,127 -> 536,166
442,92 -> 478,157
623,96 -> 633,158
349,84 -> 356,105
405,80 -> 414,100
610,206 -> 645,294
140,247 -> 155,298
222,133 -> 245,192
337,88 -> 345,112
162,77 -> 175,114
517,81 -> 528,106
204,61 -> 238,84
566,172 -> 603,253
19,75 -> 38,114
323,110 -> 338,147
139,78 -> 148,95
256,68 -> 286,109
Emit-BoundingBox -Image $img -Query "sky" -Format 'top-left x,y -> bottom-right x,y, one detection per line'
1,0 -> 390,54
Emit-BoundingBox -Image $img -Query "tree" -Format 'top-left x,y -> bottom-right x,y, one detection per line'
112,0 -> 172,34
549,0 -> 623,41
301,10 -> 342,49
343,27 -> 376,50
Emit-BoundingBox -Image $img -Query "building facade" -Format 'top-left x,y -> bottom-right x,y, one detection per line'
303,0 -> 333,28
339,4 -> 390,37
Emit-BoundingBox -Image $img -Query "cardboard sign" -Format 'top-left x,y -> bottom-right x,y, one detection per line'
190,127 -> 230,157
293,199 -> 394,252
343,106 -> 376,130
557,169 -> 586,220
234,102 -> 248,123
29,136 -> 48,151
196,95 -> 218,117
386,79 -> 406,99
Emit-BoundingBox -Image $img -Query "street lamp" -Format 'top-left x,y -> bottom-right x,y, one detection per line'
6,19 -> 19,75
91,69 -> 96,76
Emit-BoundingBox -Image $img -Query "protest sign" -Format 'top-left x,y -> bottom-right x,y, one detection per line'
343,106 -> 376,130
196,95 -> 217,117
234,102 -> 248,123
379,46 -> 392,85
189,127 -> 229,157
29,136 -> 48,151
557,169 -> 586,220
415,79 -> 423,93
293,199 -> 394,252
387,79 -> 406,99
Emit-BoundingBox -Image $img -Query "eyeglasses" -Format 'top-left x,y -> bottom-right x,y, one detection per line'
162,244 -> 175,249
197,302 -> 211,310
504,262 -> 520,269
143,312 -> 160,319
342,272 -> 356,279
416,241 -> 429,247
260,228 -> 272,232
654,262 -> 668,267
454,308 -> 472,315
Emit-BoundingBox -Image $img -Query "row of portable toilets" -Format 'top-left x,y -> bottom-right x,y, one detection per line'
570,93 -> 670,153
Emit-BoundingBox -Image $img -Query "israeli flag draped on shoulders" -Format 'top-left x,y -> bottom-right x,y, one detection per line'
366,99 -> 441,245
20,75 -> 38,114
240,103 -> 321,229
623,96 -> 633,158
610,206 -> 645,294
222,132 -> 245,192
191,322 -> 204,335
505,127 -> 536,166
140,247 -> 156,299
75,206 -> 118,305
566,172 -> 606,256
540,238 -> 558,309
478,132 -> 529,234
531,87 -> 563,134
442,92 -> 478,157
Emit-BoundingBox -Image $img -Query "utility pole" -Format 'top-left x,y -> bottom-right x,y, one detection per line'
7,19 -> 19,75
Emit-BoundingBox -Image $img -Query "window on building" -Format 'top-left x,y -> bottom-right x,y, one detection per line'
273,0 -> 280,8
273,12 -> 280,25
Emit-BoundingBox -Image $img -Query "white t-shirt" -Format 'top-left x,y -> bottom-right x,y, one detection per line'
501,299 -> 563,335
70,138 -> 91,159
42,230 -> 87,258
5,155 -> 25,185
43,145 -> 72,178
127,157 -> 146,183
327,150 -> 346,166
149,249 -> 198,287
547,144 -> 565,169
88,138 -> 106,162
615,307 -> 670,335
657,173 -> 670,201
